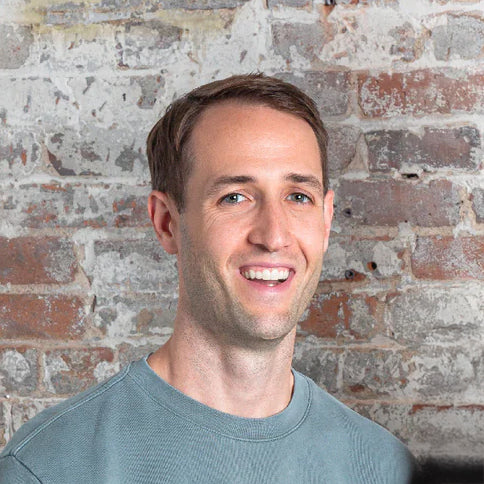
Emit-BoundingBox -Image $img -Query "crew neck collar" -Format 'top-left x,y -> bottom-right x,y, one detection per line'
128,356 -> 312,441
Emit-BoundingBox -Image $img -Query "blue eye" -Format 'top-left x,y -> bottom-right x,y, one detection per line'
287,193 -> 312,203
221,193 -> 247,204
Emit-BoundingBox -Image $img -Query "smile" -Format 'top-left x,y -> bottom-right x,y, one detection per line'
241,267 -> 290,286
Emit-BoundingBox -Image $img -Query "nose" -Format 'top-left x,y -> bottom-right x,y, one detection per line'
247,199 -> 292,252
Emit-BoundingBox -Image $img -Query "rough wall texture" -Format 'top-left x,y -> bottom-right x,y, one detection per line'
0,0 -> 483,479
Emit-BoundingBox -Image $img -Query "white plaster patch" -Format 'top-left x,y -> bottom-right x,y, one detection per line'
0,350 -> 31,384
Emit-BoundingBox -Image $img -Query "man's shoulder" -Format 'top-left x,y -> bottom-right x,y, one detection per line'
0,361 -> 134,470
298,371 -> 416,481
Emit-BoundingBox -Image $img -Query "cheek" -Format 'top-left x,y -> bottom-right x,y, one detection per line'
298,221 -> 325,259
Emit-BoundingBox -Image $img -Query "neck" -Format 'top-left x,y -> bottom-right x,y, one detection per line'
147,316 -> 296,418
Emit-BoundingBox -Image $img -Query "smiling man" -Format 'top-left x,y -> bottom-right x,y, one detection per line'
0,74 -> 416,483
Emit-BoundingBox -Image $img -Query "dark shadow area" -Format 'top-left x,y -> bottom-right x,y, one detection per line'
413,458 -> 484,484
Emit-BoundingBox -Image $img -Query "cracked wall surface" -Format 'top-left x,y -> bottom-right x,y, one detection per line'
0,0 -> 483,479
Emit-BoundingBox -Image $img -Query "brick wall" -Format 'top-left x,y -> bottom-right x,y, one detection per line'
0,0 -> 483,478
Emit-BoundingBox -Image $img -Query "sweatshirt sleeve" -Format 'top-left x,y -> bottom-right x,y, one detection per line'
0,455 -> 42,484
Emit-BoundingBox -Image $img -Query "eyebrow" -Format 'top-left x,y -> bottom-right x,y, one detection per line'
206,173 -> 324,198
206,175 -> 256,198
285,173 -> 323,194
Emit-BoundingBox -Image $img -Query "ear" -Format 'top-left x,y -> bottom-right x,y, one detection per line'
322,189 -> 334,253
148,190 -> 180,255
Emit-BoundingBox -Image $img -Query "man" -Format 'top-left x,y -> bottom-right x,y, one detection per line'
0,74 -> 416,483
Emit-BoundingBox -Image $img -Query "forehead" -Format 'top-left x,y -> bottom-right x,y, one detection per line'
188,101 -> 322,178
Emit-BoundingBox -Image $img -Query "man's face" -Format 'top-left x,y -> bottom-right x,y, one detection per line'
172,102 -> 333,348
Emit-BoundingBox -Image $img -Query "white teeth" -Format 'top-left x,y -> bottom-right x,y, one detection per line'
242,268 -> 290,281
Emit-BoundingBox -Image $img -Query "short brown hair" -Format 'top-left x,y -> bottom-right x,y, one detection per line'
147,73 -> 328,211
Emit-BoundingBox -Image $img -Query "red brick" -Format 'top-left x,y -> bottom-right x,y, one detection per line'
299,292 -> 379,339
1,183 -> 150,228
358,69 -> 484,118
326,125 -> 361,176
366,126 -> 481,172
411,236 -> 484,280
112,194 -> 150,228
43,348 -> 116,395
0,294 -> 87,339
277,71 -> 351,117
337,179 -> 461,227
0,237 -> 77,284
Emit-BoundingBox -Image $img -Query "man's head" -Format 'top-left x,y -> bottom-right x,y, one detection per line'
147,73 -> 329,212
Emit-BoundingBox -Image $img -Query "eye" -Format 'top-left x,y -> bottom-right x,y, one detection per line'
287,192 -> 312,204
220,193 -> 247,204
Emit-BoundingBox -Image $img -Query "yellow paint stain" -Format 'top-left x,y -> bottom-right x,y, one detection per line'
33,22 -> 110,40
153,9 -> 234,33
17,0 -> 235,31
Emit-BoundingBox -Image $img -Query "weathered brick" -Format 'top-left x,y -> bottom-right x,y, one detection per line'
337,179 -> 461,227
0,348 -> 38,396
0,183 -> 150,229
0,403 -> 5,448
388,21 -> 423,63
268,0 -> 311,7
118,343 -> 161,367
116,21 -> 182,69
366,126 -> 481,172
0,24 -> 33,69
342,349 -> 411,398
43,348 -> 117,395
9,399 -> 61,436
358,69 -> 484,118
93,293 -> 176,338
386,287 -> 484,345
0,237 -> 77,285
277,71 -> 351,117
45,124 -> 149,177
471,188 -> 484,223
323,236 -> 404,282
342,346 -> 482,400
432,14 -> 484,61
146,0 -> 250,9
351,403 -> 484,460
333,0 -> 398,6
411,236 -> 484,280
0,77 -> 76,128
273,22 -> 327,62
300,291 -> 379,340
0,295 -> 86,339
326,125 -> 360,176
293,341 -> 340,393
407,346 -> 482,401
85,238 -> 178,295
0,127 -> 41,179
35,24 -> 118,71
